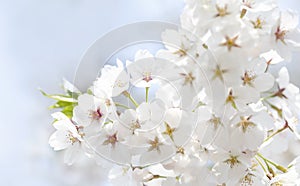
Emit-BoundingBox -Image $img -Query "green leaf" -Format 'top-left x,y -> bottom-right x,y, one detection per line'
39,89 -> 77,103
87,89 -> 93,95
66,90 -> 81,99
62,105 -> 75,112
62,110 -> 73,118
40,88 -> 78,119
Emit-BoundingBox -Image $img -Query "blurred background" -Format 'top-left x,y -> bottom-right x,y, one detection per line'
0,0 -> 299,185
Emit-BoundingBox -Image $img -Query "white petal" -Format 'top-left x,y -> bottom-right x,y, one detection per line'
49,131 -> 70,151
64,143 -> 81,165
253,73 -> 274,92
51,112 -> 69,121
277,67 -> 290,88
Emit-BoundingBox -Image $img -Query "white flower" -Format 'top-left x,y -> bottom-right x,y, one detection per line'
241,0 -> 277,12
92,59 -> 129,97
73,94 -> 108,128
276,67 -> 300,102
204,52 -> 244,86
158,108 -> 198,146
108,165 -> 147,186
268,10 -> 300,61
162,157 -> 216,185
160,63 -> 205,108
86,122 -> 132,164
126,50 -> 161,88
267,156 -> 300,185
208,23 -> 256,55
195,113 -> 227,146
266,67 -> 300,138
215,86 -> 260,113
192,0 -> 241,33
158,29 -> 203,63
119,99 -> 166,132
212,127 -> 256,184
230,111 -> 267,150
212,149 -> 252,184
49,112 -> 84,165
240,57 -> 274,93
139,135 -> 175,165
244,9 -> 277,37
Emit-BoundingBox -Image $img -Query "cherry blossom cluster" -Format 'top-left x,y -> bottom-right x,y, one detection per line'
43,0 -> 300,185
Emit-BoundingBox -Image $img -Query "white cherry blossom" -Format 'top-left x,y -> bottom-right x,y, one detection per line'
73,94 -> 108,127
49,112 -> 84,165
93,59 -> 129,97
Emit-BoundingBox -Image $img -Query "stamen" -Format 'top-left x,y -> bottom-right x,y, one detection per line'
102,132 -> 118,148
148,136 -> 163,153
215,5 -> 230,17
224,155 -> 241,168
275,26 -> 287,44
220,35 -> 241,51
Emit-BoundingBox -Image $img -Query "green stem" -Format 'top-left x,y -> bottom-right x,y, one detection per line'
192,101 -> 206,112
255,156 -> 267,174
264,121 -> 289,143
260,94 -> 273,101
262,100 -> 283,118
264,127 -> 288,143
257,153 -> 287,173
103,119 -> 113,125
115,103 -> 131,109
257,153 -> 276,167
123,91 -> 139,107
145,87 -> 149,103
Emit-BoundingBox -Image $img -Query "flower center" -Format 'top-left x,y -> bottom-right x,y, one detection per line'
103,132 -> 118,148
174,48 -> 187,57
240,173 -> 254,185
130,120 -> 141,133
105,99 -> 111,106
215,5 -> 230,17
237,116 -> 256,133
220,35 -> 241,51
91,108 -> 103,120
242,71 -> 256,86
212,65 -> 228,81
176,146 -> 185,155
209,115 -> 222,130
251,17 -> 263,29
67,126 -> 84,145
142,72 -> 153,83
272,87 -> 287,99
271,182 -> 283,186
162,122 -> 176,141
226,89 -> 237,109
180,72 -> 195,85
224,155 -> 241,168
114,80 -> 126,88
243,0 -> 255,8
148,136 -> 163,153
275,26 -> 287,44
76,125 -> 85,138
67,133 -> 78,144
